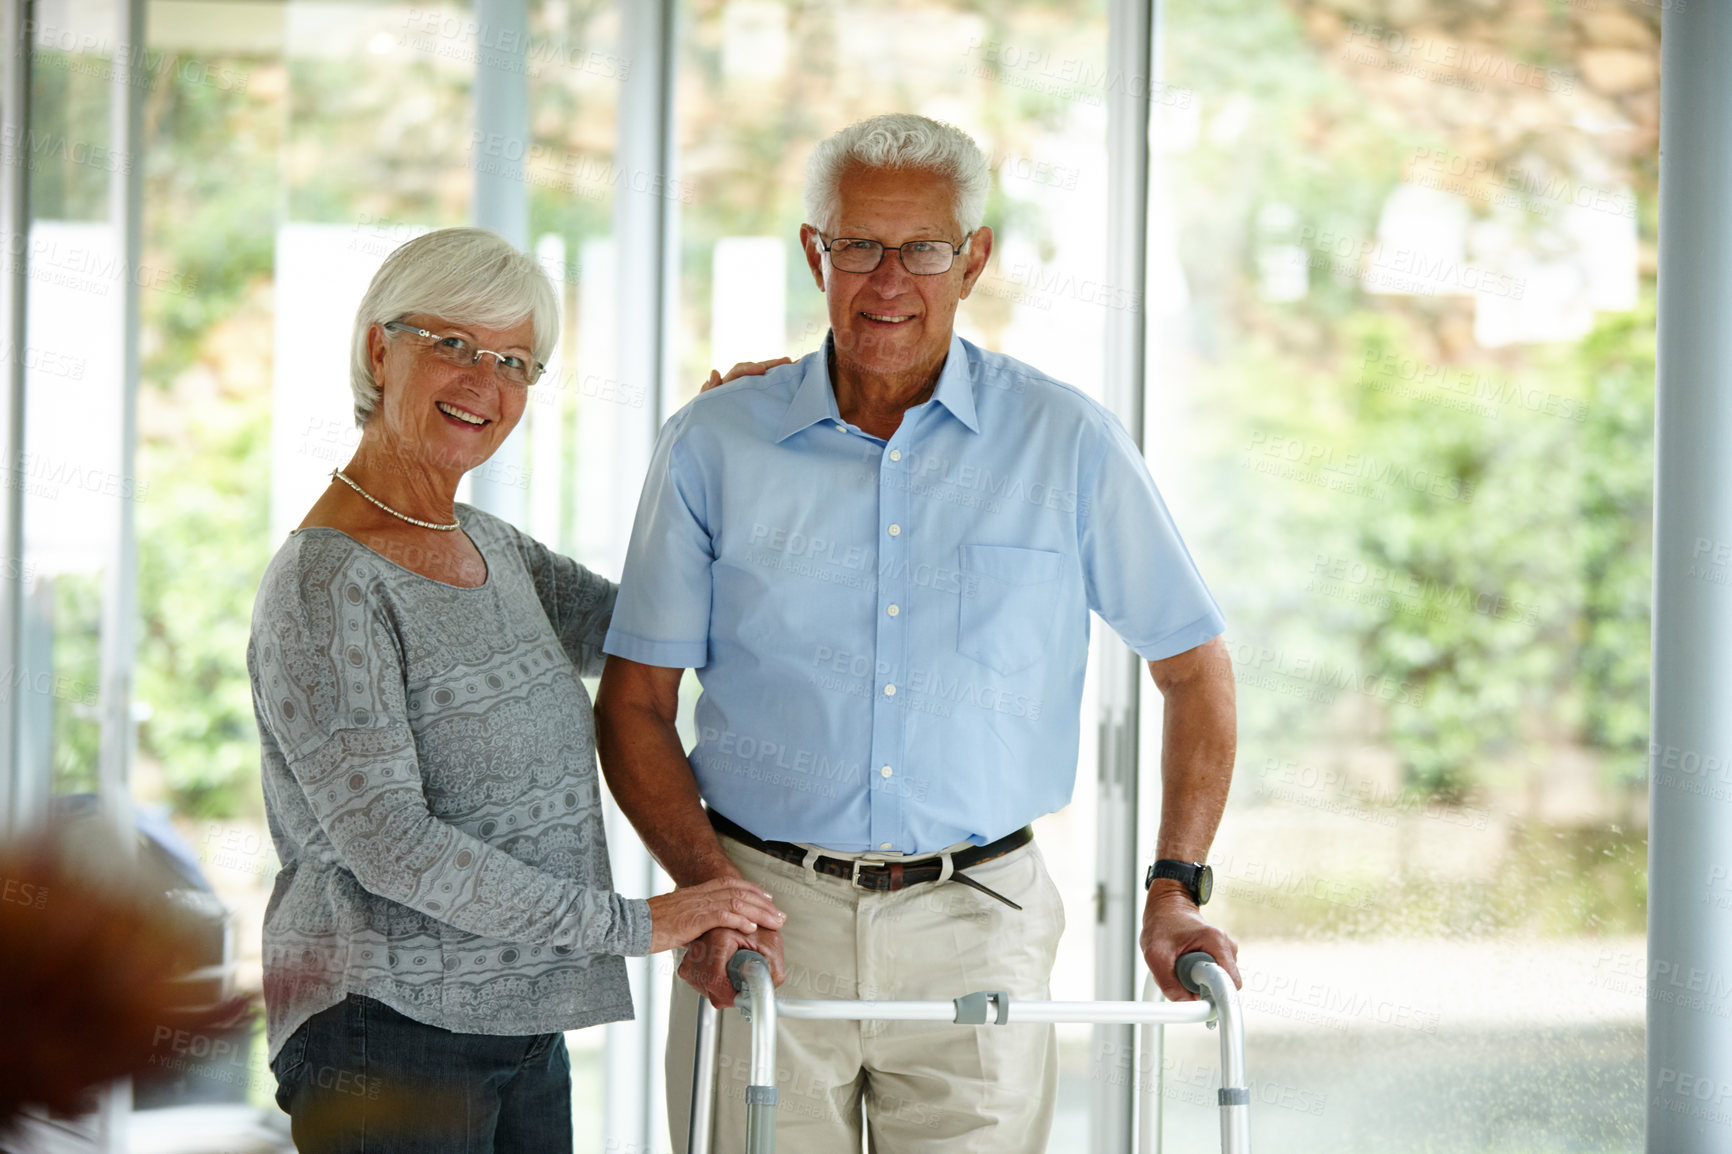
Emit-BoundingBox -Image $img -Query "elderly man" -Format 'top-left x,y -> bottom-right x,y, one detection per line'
595,113 -> 1239,1154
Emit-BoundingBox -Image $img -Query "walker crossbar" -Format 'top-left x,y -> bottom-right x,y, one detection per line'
687,949 -> 1251,1154
772,994 -> 1214,1026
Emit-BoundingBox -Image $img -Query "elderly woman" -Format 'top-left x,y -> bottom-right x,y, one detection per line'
248,227 -> 782,1153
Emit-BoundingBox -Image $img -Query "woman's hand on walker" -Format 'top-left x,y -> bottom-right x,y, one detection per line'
647,877 -> 785,953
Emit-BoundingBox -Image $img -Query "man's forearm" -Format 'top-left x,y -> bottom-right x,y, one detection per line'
1139,639 -> 1244,994
594,697 -> 740,887
1150,639 -> 1237,865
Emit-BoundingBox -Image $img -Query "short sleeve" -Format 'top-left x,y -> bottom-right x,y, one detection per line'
603,413 -> 715,669
1078,410 -> 1226,661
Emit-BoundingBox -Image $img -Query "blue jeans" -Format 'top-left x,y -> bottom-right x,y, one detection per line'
270,995 -> 572,1154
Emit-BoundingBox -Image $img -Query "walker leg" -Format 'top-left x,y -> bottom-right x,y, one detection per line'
688,997 -> 720,1154
1206,969 -> 1250,1154
1137,974 -> 1164,1154
727,950 -> 780,1154
743,1090 -> 777,1154
1215,989 -> 1250,1154
1175,952 -> 1251,1153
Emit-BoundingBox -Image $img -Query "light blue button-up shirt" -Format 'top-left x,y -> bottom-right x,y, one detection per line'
603,334 -> 1224,853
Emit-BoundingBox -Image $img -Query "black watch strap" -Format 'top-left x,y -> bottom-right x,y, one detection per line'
1144,859 -> 1212,906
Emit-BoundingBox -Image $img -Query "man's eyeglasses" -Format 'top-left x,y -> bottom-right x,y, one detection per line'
382,321 -> 545,387
815,232 -> 973,276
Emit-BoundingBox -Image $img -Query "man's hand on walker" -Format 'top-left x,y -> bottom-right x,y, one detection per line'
1139,885 -> 1241,1002
678,923 -> 788,1009
700,357 -> 795,392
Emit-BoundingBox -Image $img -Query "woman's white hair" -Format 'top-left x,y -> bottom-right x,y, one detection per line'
803,114 -> 991,236
349,227 -> 559,427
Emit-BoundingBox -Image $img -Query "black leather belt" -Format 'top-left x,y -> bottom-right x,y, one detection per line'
707,809 -> 1032,909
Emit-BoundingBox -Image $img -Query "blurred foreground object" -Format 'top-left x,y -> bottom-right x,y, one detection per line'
0,821 -> 241,1128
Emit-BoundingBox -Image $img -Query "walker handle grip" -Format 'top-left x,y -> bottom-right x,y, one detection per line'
727,949 -> 769,993
1176,951 -> 1219,997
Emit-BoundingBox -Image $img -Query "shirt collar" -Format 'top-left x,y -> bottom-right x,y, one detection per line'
927,334 -> 981,434
775,333 -> 981,443
775,346 -> 844,442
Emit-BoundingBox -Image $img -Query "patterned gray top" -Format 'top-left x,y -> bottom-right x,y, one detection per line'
247,505 -> 651,1062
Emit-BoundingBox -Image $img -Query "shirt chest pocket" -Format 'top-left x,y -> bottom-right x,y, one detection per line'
958,545 -> 1064,675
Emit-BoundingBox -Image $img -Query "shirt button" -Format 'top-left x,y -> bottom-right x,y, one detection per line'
833,422 -> 845,431
880,765 -> 893,778
884,683 -> 897,696
889,449 -> 901,461
880,842 -> 893,851
887,604 -> 899,617
887,524 -> 901,537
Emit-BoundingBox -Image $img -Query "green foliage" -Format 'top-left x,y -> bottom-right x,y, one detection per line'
140,62 -> 281,382
131,58 -> 282,816
133,382 -> 274,817
286,58 -> 472,226
28,54 -> 112,222
1223,820 -> 1646,939
1164,0 -> 1654,812
49,574 -> 103,795
1570,311 -> 1655,779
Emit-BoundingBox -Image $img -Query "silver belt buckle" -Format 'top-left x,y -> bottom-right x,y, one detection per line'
850,858 -> 885,891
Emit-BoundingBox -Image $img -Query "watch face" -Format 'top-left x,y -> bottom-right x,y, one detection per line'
1196,864 -> 1213,905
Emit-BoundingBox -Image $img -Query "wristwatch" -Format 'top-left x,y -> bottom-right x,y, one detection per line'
1144,860 -> 1212,906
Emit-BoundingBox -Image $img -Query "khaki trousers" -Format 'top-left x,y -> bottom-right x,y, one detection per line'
666,835 -> 1066,1154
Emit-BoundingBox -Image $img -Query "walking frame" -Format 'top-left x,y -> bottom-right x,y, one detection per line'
686,948 -> 1250,1154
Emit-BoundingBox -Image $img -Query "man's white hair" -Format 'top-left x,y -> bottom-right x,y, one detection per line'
804,113 -> 991,236
349,227 -> 559,427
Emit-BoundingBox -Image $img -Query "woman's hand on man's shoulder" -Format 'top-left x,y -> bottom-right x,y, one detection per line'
700,357 -> 795,393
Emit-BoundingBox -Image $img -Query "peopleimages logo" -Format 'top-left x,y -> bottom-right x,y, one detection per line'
1308,552 -> 1540,626
25,22 -> 251,92
1,231 -> 197,298
0,665 -> 98,707
0,125 -> 132,175
467,133 -> 693,205
1297,226 -> 1525,300
1407,147 -> 1636,220
1236,967 -> 1441,1034
400,9 -> 630,80
0,451 -> 148,503
1340,24 -> 1575,94
0,340 -> 86,382
1359,349 -> 1587,423
1227,640 -> 1425,707
960,37 -> 1194,108
1,874 -> 48,910
1242,431 -> 1475,504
